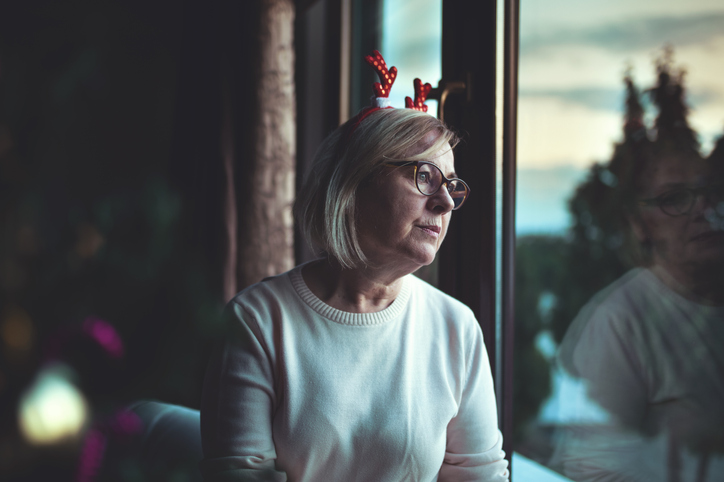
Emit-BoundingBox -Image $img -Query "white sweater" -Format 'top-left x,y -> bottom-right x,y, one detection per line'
200,263 -> 508,481
556,268 -> 724,481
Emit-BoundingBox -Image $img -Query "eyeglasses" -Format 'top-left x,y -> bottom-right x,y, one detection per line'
384,160 -> 470,210
637,184 -> 724,216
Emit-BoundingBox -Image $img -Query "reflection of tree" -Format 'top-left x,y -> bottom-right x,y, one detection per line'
514,236 -> 562,450
514,50 -> 723,453
553,51 -> 706,341
547,73 -> 648,346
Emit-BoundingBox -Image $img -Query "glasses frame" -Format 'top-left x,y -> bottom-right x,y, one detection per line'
384,160 -> 471,210
637,184 -> 724,217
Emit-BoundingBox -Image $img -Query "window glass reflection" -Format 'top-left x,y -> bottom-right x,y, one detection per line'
515,1 -> 724,480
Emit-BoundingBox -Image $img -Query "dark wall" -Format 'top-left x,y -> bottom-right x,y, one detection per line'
0,0 -> 232,453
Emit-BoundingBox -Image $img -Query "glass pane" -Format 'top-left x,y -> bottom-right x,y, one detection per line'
514,1 -> 724,480
350,0 -> 441,118
381,0 -> 441,117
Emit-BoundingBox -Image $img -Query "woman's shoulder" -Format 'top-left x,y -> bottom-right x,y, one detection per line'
227,265 -> 303,318
409,274 -> 474,314
407,274 -> 479,333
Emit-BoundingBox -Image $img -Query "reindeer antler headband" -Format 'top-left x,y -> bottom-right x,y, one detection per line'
346,50 -> 433,134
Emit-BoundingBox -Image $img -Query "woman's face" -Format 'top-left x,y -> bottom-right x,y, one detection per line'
631,154 -> 724,273
355,142 -> 456,274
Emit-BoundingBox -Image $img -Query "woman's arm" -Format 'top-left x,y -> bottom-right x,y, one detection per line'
438,323 -> 510,481
199,301 -> 287,482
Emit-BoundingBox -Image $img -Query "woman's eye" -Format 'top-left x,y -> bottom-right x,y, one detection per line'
660,190 -> 692,209
418,172 -> 429,184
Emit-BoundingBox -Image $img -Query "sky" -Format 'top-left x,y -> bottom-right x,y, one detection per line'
381,0 -> 442,116
379,0 -> 724,235
517,0 -> 724,233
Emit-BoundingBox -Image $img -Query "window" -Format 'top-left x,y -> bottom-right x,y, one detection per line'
298,1 -> 724,479
515,1 -> 724,480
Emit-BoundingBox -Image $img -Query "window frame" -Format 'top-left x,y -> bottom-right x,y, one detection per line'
295,0 -> 520,472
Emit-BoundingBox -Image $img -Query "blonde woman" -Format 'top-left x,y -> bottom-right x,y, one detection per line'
200,53 -> 508,481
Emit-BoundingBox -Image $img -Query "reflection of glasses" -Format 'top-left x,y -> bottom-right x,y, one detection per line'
637,184 -> 724,216
384,161 -> 470,210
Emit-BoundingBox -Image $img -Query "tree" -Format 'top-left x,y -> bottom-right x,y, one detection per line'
550,51 -> 705,344
514,49 -> 723,454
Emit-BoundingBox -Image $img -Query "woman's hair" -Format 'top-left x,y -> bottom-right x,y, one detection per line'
294,108 -> 459,269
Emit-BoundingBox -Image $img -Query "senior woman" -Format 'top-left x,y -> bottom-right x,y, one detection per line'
554,132 -> 724,480
199,53 -> 508,481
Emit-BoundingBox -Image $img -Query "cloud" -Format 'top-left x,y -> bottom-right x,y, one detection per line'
521,13 -> 724,55
517,96 -> 621,168
520,88 -> 625,112
519,85 -> 720,114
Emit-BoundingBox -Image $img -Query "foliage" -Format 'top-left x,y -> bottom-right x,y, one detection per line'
513,236 -> 565,443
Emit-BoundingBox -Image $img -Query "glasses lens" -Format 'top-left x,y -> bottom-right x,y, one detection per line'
415,162 -> 470,209
660,189 -> 694,216
416,163 -> 442,195
448,180 -> 468,209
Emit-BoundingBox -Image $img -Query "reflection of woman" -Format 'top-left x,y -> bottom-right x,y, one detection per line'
556,148 -> 724,481
199,53 -> 509,481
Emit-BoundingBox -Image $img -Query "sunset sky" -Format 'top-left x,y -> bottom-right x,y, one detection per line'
517,0 -> 724,233
381,0 -> 724,234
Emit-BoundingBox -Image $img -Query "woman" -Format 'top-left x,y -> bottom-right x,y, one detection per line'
554,140 -> 724,481
199,53 -> 508,481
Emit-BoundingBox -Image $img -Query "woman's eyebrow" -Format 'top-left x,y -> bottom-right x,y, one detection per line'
425,160 -> 457,178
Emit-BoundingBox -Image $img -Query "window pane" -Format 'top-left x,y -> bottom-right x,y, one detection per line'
381,0 -> 441,118
514,1 -> 724,480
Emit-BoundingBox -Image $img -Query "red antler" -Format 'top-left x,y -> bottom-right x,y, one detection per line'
364,50 -> 397,98
405,78 -> 432,112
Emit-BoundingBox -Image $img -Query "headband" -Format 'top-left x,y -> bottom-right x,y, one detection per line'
346,50 -> 433,136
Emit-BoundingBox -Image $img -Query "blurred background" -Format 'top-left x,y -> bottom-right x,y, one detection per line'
2,0 -> 723,480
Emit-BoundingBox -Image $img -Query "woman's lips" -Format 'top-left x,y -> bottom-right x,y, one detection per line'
417,225 -> 441,238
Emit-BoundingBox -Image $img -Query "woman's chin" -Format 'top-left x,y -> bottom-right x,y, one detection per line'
411,248 -> 439,268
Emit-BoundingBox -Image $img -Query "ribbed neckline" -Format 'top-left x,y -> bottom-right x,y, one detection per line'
288,263 -> 412,326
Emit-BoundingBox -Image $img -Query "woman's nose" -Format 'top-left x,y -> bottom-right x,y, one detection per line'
429,184 -> 455,213
690,190 -> 718,220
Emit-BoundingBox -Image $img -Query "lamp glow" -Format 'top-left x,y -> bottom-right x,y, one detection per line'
18,365 -> 88,445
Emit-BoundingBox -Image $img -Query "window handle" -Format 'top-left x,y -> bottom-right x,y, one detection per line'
428,78 -> 469,123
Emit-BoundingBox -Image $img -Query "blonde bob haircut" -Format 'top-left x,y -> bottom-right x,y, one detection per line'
294,108 -> 459,269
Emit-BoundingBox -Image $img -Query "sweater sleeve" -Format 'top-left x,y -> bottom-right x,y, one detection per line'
438,321 -> 510,481
556,311 -> 662,482
199,301 -> 287,482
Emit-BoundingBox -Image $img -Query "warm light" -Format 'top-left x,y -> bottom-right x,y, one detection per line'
75,223 -> 104,259
18,364 -> 88,445
1,305 -> 34,352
